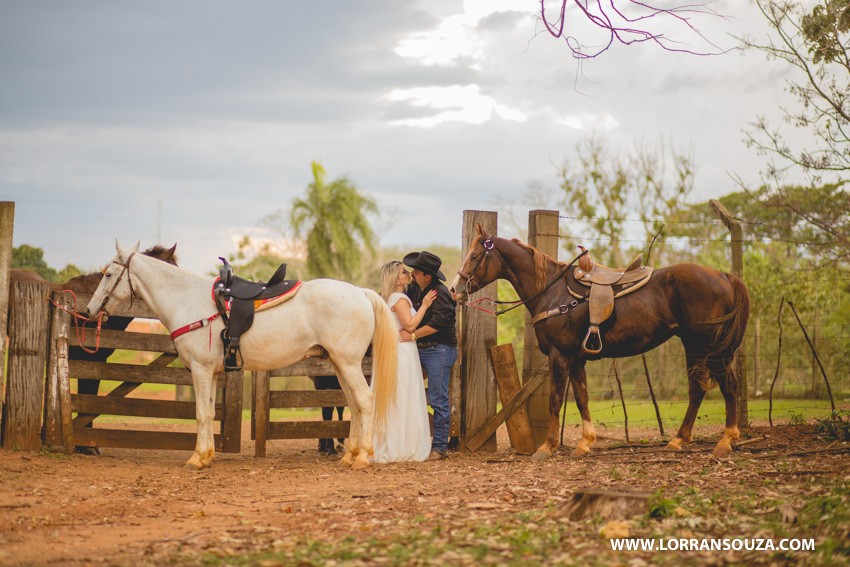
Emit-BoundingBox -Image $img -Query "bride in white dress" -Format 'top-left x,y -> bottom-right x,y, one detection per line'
371,260 -> 437,463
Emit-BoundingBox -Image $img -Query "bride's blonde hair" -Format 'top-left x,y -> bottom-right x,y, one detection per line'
380,261 -> 404,301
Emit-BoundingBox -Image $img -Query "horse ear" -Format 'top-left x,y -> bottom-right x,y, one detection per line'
115,239 -> 126,260
166,243 -> 177,263
476,222 -> 485,236
131,241 -> 141,254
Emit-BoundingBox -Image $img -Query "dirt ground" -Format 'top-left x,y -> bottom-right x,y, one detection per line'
1,421 -> 848,566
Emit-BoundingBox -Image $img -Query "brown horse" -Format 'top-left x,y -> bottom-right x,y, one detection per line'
9,244 -> 178,453
450,225 -> 750,459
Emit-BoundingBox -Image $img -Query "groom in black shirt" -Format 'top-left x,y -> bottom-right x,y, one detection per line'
401,251 -> 457,460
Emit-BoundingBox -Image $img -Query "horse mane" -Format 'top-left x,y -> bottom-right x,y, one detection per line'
509,238 -> 565,290
142,244 -> 179,265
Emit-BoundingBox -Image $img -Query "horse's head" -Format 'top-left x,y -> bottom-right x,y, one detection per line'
85,240 -> 141,318
450,223 -> 502,301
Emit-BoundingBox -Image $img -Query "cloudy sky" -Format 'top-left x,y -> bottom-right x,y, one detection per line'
1,1 -> 800,274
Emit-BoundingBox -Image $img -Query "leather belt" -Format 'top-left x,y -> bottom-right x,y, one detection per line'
417,341 -> 440,349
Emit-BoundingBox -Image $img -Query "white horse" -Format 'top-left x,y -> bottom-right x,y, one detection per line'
86,242 -> 398,470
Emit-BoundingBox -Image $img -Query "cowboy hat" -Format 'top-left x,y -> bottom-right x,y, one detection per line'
403,250 -> 446,281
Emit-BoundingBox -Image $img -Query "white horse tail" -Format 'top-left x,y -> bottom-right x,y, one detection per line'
363,288 -> 398,432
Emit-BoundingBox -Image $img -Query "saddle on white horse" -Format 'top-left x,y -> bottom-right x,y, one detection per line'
214,258 -> 301,370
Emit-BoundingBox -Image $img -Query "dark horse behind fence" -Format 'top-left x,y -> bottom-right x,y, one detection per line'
450,225 -> 750,459
9,244 -> 178,453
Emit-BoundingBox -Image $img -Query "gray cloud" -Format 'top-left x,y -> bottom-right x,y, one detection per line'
0,1 -> 807,274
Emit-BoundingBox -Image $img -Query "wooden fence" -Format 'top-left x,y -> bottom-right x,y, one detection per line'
42,289 -> 243,453
252,360 -> 371,457
0,206 -> 511,457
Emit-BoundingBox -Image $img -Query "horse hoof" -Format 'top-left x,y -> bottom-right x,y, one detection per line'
184,460 -> 204,471
532,449 -> 552,461
351,458 -> 370,470
666,438 -> 684,451
571,446 -> 590,458
340,451 -> 354,465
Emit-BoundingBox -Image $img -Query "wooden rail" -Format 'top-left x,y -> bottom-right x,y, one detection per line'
251,359 -> 372,457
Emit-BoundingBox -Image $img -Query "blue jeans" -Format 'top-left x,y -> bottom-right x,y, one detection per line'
419,344 -> 457,453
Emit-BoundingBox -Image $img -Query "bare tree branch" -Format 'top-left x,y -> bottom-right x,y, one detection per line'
540,0 -> 730,58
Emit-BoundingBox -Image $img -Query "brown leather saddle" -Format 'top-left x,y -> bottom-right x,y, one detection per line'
567,252 -> 654,354
214,258 -> 299,370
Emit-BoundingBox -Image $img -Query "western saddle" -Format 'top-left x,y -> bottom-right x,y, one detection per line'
569,251 -> 654,355
214,258 -> 300,370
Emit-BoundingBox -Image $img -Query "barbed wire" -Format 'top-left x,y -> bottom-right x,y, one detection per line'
556,232 -> 844,248
559,214 -> 727,226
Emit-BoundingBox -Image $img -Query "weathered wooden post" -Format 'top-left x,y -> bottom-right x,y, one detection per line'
709,199 -> 748,428
3,281 -> 50,451
459,210 -> 498,452
523,210 -> 559,447
221,370 -> 244,453
0,201 -> 14,426
44,291 -> 74,451
489,342 -> 536,454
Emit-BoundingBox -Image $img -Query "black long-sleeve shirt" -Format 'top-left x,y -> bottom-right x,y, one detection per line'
406,280 -> 457,347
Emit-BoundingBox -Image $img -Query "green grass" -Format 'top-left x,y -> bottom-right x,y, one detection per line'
558,397 -> 839,429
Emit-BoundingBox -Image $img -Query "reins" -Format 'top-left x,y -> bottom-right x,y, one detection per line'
49,289 -> 105,354
460,236 -> 588,317
48,252 -> 138,355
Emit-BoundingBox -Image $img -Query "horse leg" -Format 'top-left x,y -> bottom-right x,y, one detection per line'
186,365 -> 216,470
331,361 -> 372,469
667,352 -> 709,451
568,359 -> 596,457
532,352 -> 570,460
712,357 -> 740,459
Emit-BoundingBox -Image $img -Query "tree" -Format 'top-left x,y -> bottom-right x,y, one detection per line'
743,0 -> 850,181
740,0 -> 850,267
290,161 -> 378,280
226,235 -> 304,283
556,134 -> 694,267
12,244 -> 57,281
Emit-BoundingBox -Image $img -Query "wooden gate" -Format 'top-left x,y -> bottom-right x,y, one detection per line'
251,359 -> 372,457
44,292 -> 243,453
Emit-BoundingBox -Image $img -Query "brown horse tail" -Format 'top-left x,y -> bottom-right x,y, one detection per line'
710,273 -> 751,358
363,289 -> 398,434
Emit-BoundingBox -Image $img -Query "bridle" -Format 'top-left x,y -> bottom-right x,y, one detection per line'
92,253 -> 137,317
457,235 -> 587,317
456,236 -> 495,293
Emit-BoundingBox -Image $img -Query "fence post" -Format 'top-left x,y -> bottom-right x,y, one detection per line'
489,342 -> 536,454
523,210 -> 560,447
3,281 -> 50,451
709,199 -> 748,428
753,317 -> 761,396
0,201 -> 14,428
459,210 -> 498,452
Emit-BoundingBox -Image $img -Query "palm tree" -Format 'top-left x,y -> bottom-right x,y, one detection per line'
290,161 -> 378,280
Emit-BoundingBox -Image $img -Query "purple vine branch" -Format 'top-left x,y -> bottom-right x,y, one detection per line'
541,0 -> 729,59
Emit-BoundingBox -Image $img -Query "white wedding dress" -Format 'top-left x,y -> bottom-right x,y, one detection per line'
371,292 -> 432,463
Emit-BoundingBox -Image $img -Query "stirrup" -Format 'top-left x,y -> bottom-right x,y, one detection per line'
582,326 -> 603,355
224,346 -> 243,371
221,329 -> 243,371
